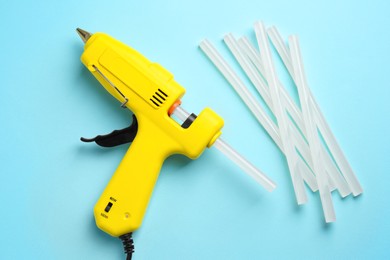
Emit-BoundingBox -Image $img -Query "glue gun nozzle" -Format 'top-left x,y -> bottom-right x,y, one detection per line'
76,28 -> 93,43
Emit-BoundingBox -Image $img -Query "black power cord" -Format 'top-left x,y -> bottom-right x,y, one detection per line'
119,233 -> 135,260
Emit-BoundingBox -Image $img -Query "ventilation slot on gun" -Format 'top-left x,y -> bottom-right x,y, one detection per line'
158,89 -> 168,98
150,89 -> 168,108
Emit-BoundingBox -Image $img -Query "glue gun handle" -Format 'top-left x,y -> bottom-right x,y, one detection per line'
93,129 -> 166,237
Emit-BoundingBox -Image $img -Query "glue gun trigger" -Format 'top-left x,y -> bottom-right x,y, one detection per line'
80,114 -> 138,147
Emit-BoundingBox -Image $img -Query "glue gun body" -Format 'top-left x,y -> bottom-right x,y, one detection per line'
80,32 -> 223,237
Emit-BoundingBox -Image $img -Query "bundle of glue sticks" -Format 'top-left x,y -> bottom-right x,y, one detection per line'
199,21 -> 363,222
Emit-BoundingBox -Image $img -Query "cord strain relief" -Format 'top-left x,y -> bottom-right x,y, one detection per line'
120,232 -> 135,258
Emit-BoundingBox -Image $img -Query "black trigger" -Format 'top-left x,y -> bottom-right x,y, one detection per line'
80,115 -> 138,147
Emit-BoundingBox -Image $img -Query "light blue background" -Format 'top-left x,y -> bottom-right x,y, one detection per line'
1,0 -> 389,259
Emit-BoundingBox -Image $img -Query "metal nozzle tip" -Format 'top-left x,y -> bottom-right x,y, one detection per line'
76,28 -> 93,43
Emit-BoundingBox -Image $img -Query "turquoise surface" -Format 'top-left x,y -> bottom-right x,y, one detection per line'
1,0 -> 389,259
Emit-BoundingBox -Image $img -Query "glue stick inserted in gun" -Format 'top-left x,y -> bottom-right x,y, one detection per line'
76,27 -> 275,250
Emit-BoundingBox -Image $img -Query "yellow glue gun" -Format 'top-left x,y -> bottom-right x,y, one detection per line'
77,29 -> 224,237
76,29 -> 275,258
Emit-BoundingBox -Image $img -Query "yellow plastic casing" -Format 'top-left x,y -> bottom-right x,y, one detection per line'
80,33 -> 224,237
